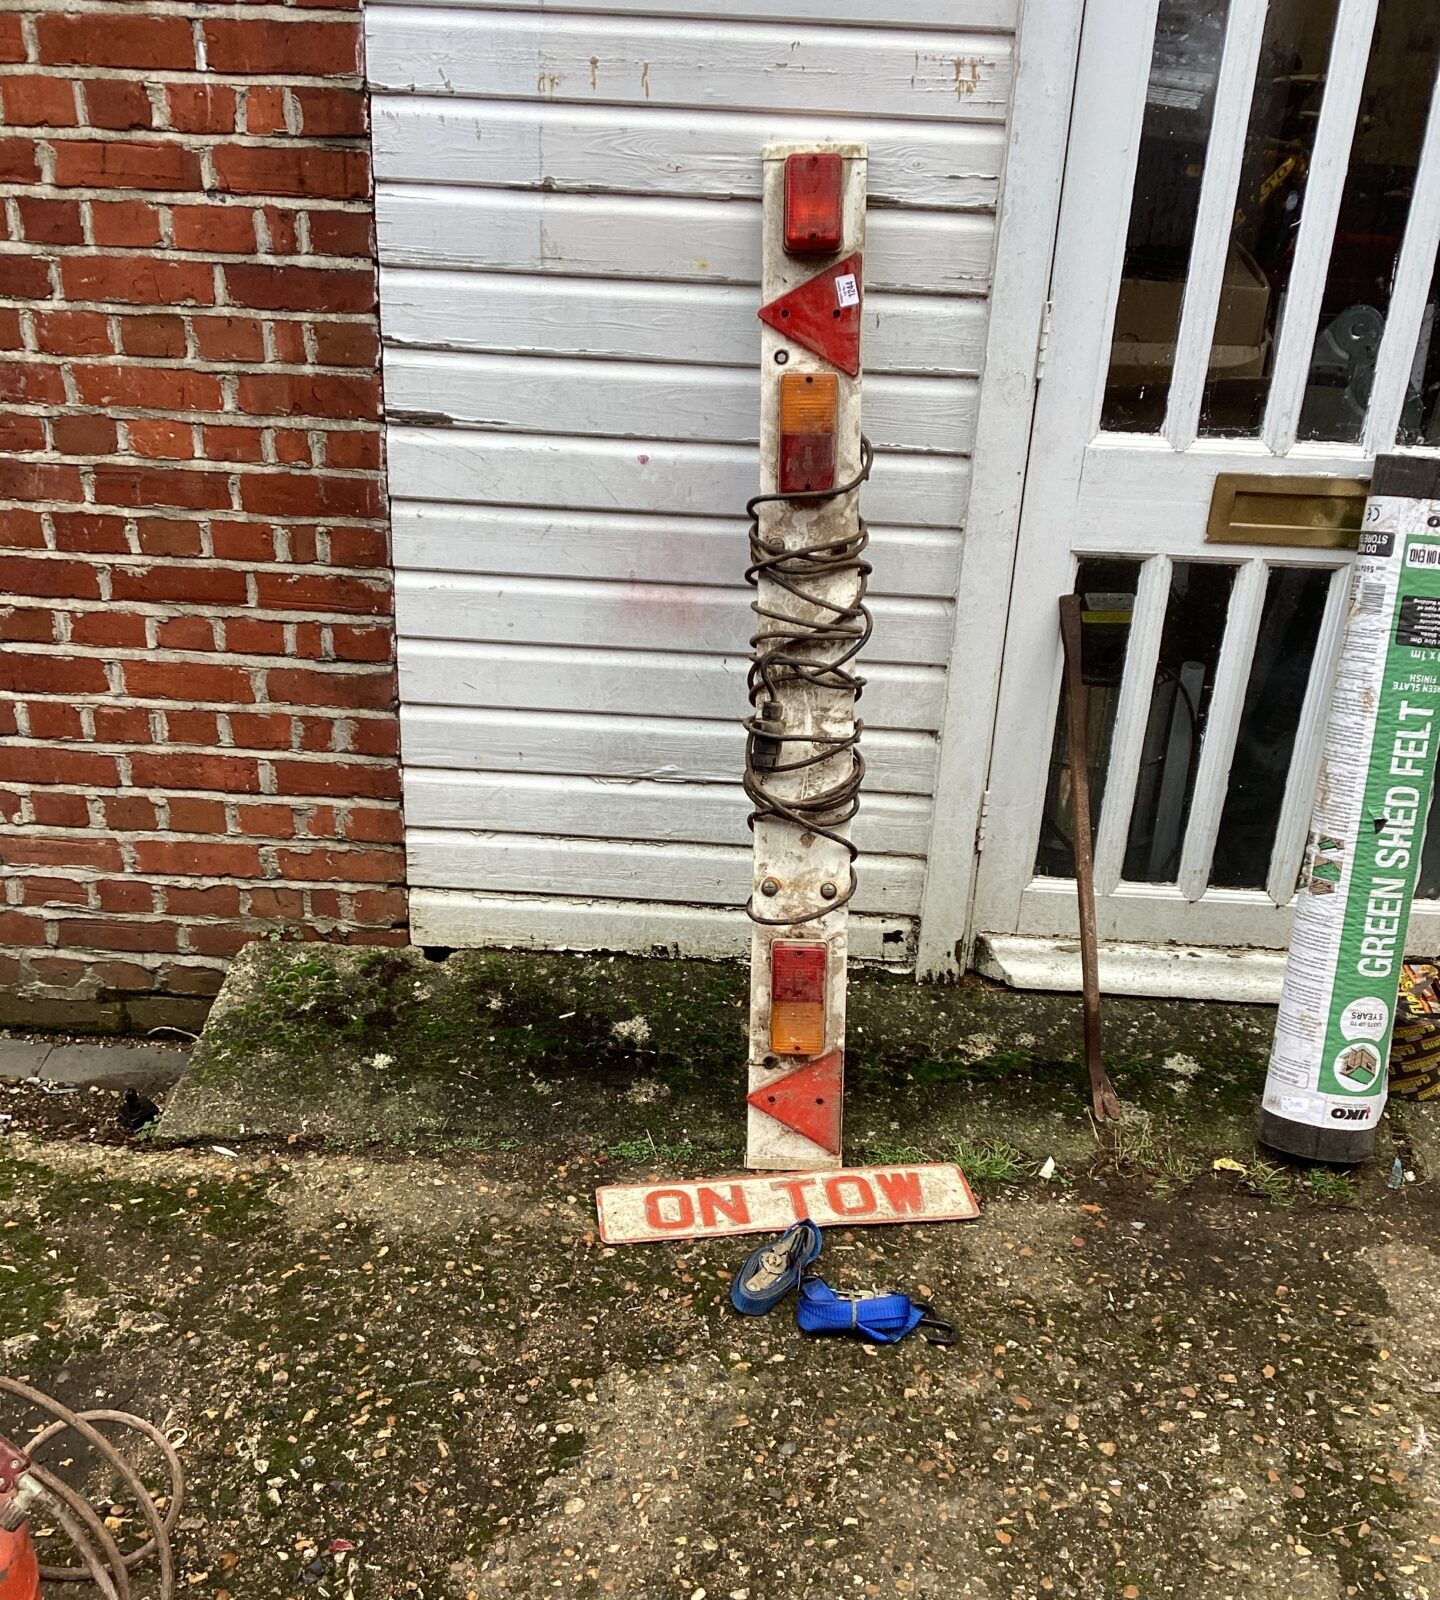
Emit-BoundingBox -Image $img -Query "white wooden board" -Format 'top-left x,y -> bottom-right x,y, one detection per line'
366,10 -> 1014,121
406,830 -> 926,913
408,888 -> 914,963
386,430 -> 969,527
368,1 -> 1020,36
380,271 -> 988,377
398,708 -> 939,794
392,573 -> 955,665
389,505 -> 962,598
403,770 -> 934,855
976,935 -> 1289,1004
384,349 -> 975,455
376,188 -> 996,296
373,99 -> 1004,211
397,642 -> 949,732
371,0 -> 1016,957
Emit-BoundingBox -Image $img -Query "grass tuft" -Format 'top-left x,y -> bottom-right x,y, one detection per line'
1300,1167 -> 1358,1205
1105,1119 -> 1200,1195
862,1138 -> 931,1165
1241,1159 -> 1296,1207
606,1136 -> 697,1164
948,1137 -> 1030,1185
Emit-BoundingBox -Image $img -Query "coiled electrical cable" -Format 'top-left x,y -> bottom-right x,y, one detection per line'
0,1377 -> 181,1599
742,435 -> 873,925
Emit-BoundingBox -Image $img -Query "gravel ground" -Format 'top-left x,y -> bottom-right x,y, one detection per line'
3,1085 -> 1439,1600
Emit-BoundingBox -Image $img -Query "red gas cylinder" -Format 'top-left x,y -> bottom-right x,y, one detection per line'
0,1522 -> 40,1600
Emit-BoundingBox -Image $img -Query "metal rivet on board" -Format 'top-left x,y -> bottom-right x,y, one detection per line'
760,877 -> 780,897
820,882 -> 838,900
774,349 -> 789,364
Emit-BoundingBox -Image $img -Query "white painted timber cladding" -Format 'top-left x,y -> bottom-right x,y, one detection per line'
367,1 -> 1015,959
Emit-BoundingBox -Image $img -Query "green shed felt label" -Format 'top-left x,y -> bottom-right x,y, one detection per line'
1263,496 -> 1440,1133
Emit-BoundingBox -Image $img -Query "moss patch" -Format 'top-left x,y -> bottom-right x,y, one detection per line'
163,943 -> 1281,1177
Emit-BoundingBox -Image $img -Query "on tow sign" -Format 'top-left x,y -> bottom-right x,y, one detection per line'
595,1163 -> 978,1245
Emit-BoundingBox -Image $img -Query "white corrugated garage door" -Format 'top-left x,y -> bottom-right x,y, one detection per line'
365,0 -> 1018,960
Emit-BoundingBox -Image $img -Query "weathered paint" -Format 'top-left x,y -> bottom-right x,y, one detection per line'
744,145 -> 866,1172
367,1 -> 1015,956
595,1163 -> 980,1244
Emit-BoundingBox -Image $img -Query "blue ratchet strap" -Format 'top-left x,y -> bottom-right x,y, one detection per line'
795,1274 -> 929,1344
730,1220 -> 824,1316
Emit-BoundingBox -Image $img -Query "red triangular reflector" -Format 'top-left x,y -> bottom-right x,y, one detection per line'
747,1050 -> 843,1153
757,254 -> 862,377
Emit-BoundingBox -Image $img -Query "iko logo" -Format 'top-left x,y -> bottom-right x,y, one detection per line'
1329,1105 -> 1373,1122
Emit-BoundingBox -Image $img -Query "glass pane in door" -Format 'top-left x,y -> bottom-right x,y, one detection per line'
1100,0 -> 1233,432
1297,2 -> 1440,442
1197,0 -> 1344,436
1209,567 -> 1331,888
1417,785 -> 1440,900
1034,560 -> 1143,879
1398,247 -> 1440,445
1123,562 -> 1237,883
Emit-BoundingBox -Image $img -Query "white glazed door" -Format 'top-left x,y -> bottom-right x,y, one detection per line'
974,0 -> 1440,995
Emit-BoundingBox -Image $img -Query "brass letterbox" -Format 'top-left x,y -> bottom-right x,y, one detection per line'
1205,473 -> 1369,550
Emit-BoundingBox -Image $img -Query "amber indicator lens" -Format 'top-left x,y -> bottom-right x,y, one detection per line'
779,369 -> 837,434
784,151 -> 844,255
778,371 -> 837,495
770,940 -> 827,1057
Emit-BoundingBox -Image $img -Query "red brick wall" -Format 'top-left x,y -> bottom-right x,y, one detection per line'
0,0 -> 404,1031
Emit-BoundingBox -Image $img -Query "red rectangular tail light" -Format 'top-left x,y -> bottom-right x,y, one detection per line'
778,370 -> 837,494
784,152 -> 844,256
771,940 -> 827,1056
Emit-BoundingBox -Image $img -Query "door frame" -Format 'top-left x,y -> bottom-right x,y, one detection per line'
915,0 -> 1086,978
938,0 -> 1440,997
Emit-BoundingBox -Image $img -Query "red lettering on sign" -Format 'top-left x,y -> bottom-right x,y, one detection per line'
875,1169 -> 923,1214
698,1184 -> 751,1229
824,1174 -> 877,1215
770,1176 -> 818,1219
643,1188 -> 696,1231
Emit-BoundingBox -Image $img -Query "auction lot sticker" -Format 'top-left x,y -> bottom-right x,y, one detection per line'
596,1163 -> 979,1245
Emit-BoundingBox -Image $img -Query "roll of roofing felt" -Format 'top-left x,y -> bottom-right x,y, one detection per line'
1259,457 -> 1440,1163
